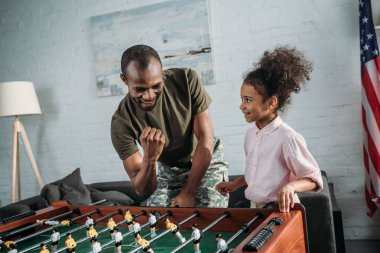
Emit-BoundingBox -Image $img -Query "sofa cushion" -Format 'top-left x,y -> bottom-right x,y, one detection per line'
40,168 -> 92,205
89,188 -> 134,206
40,184 -> 61,204
57,168 -> 92,205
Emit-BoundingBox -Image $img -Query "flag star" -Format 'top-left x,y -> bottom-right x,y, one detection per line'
359,0 -> 364,7
364,44 -> 370,50
363,56 -> 366,62
361,49 -> 363,55
373,49 -> 379,56
367,33 -> 374,39
362,17 -> 368,23
361,38 -> 364,44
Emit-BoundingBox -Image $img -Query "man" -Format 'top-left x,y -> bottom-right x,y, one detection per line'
111,44 -> 228,207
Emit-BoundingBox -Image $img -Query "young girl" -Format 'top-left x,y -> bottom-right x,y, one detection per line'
216,46 -> 323,212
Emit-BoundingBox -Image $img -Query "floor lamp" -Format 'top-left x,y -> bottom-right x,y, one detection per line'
0,81 -> 44,203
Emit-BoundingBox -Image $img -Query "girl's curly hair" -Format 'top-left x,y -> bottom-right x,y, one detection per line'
244,46 -> 313,112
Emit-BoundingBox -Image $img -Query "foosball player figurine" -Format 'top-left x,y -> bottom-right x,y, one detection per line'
215,233 -> 228,253
39,243 -> 50,253
135,234 -> 154,253
90,238 -> 102,253
4,241 -> 17,252
65,233 -> 76,253
85,216 -> 94,228
86,224 -> 98,239
132,219 -> 141,237
50,228 -> 61,252
113,227 -> 123,253
0,237 -> 4,251
37,219 -> 71,227
148,211 -> 158,238
165,218 -> 186,243
191,223 -> 202,253
7,243 -> 17,253
107,217 -> 117,239
124,208 -> 134,231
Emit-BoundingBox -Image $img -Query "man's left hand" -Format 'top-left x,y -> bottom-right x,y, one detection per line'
170,192 -> 195,207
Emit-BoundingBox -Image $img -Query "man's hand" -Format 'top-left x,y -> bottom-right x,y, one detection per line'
277,183 -> 295,212
171,192 -> 195,207
139,127 -> 165,163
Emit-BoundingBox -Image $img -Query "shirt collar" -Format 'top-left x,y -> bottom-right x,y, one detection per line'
254,116 -> 283,135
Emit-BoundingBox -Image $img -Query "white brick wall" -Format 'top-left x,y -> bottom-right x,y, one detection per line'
0,0 -> 378,239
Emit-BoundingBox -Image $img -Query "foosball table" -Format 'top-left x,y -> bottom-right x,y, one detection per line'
0,201 -> 309,253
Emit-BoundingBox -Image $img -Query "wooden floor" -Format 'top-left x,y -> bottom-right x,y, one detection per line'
345,240 -> 380,253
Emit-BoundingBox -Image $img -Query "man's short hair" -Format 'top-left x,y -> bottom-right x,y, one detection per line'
121,45 -> 162,75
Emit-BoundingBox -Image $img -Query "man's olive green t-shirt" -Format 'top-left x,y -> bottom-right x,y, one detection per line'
111,68 -> 211,167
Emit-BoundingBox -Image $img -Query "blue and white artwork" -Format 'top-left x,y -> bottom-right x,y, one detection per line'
91,0 -> 214,97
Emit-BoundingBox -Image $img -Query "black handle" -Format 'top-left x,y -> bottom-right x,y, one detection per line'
242,217 -> 283,252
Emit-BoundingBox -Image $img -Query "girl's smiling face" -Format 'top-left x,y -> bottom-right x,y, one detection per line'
239,82 -> 277,129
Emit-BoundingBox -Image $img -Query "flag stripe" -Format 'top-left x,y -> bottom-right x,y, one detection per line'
362,106 -> 380,185
362,64 -> 380,130
365,60 -> 380,105
362,117 -> 377,195
361,88 -> 380,166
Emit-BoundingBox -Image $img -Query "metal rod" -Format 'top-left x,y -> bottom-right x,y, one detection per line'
5,199 -> 108,239
101,211 -> 169,250
127,211 -> 199,253
170,212 -> 230,253
18,207 -> 121,253
214,213 -> 262,253
56,210 -> 147,253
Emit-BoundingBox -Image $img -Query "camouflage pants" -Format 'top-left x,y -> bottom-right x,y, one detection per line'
146,138 -> 229,207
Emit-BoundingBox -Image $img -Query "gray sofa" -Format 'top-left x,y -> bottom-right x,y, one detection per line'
0,169 -> 344,253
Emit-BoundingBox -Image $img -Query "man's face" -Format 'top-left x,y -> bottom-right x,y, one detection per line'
121,58 -> 164,111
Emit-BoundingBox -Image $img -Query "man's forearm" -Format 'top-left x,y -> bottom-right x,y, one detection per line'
182,138 -> 214,196
131,160 -> 157,198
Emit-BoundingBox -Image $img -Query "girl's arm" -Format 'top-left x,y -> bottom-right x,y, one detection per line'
277,178 -> 318,212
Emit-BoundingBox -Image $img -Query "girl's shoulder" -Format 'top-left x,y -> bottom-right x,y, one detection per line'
278,122 -> 308,148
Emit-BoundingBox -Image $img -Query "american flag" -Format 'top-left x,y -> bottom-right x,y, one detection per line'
360,0 -> 380,217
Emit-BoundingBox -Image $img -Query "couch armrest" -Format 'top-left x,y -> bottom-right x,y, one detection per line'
0,196 -> 48,223
299,173 -> 336,253
86,181 -> 147,205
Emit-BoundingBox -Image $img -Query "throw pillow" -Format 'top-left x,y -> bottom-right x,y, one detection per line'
58,168 -> 92,205
89,188 -> 134,206
40,184 -> 61,204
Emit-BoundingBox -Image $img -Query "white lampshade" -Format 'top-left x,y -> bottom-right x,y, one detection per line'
0,81 -> 42,117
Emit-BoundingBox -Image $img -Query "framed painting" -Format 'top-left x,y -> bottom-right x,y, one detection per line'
91,0 -> 214,97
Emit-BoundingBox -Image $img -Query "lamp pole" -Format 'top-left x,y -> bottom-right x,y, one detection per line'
11,116 -> 44,203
